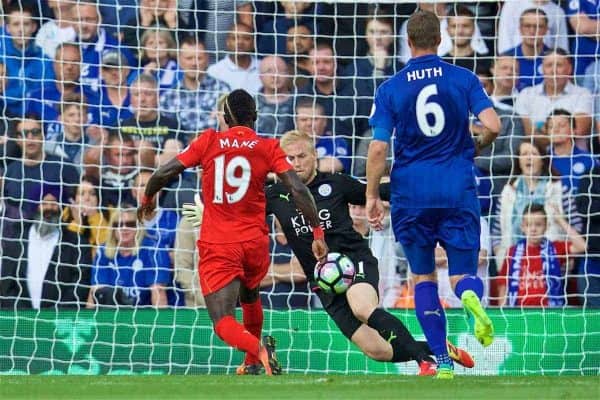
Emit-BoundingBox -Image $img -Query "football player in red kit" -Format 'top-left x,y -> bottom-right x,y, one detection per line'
138,89 -> 327,375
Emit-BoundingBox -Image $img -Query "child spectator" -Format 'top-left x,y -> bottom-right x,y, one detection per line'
139,28 -> 179,92
497,204 -> 586,307
44,93 -> 90,169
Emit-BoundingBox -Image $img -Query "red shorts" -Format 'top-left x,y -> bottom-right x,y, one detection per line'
197,235 -> 270,296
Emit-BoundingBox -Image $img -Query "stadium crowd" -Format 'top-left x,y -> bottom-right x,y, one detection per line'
0,0 -> 598,310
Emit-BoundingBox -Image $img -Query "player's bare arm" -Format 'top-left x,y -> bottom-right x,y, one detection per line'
473,107 -> 501,155
277,169 -> 328,261
365,139 -> 388,230
137,157 -> 186,222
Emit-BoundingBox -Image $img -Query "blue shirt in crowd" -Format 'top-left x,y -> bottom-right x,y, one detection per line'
92,239 -> 173,307
551,146 -> 598,193
503,44 -> 547,91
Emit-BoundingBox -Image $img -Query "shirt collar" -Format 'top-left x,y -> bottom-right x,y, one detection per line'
407,54 -> 440,65
224,55 -> 258,72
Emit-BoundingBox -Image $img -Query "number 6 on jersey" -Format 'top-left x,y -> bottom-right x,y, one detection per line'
416,84 -> 445,137
213,155 -> 251,204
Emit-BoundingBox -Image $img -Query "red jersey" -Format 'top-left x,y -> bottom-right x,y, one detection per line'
499,241 -> 569,306
177,127 -> 292,244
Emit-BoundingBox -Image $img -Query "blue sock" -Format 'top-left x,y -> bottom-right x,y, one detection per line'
454,275 -> 484,300
414,281 -> 452,368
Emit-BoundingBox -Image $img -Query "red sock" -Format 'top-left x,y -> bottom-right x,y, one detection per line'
242,300 -> 264,365
214,316 -> 259,357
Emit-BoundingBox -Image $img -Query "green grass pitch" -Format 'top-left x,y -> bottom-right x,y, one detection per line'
0,375 -> 598,399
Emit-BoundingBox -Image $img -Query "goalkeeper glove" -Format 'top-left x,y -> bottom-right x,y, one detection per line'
181,194 -> 204,227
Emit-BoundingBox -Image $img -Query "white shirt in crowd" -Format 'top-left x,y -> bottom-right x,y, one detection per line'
497,0 -> 569,54
27,225 -> 60,310
515,81 -> 593,127
207,56 -> 262,97
399,17 -> 489,64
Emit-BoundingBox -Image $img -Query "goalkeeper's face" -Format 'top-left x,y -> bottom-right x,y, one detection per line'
282,140 -> 317,184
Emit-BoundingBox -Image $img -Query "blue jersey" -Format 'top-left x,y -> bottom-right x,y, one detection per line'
567,0 -> 600,75
503,45 -> 547,91
92,240 -> 173,306
369,54 -> 493,209
551,146 -> 598,193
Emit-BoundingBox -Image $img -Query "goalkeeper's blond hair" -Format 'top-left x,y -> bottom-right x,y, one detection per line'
280,130 -> 315,152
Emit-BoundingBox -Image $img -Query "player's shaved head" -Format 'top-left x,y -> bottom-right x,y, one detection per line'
407,10 -> 441,50
223,89 -> 257,128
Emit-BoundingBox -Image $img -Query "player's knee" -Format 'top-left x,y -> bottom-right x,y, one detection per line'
239,285 -> 260,304
412,272 -> 437,284
351,303 -> 376,324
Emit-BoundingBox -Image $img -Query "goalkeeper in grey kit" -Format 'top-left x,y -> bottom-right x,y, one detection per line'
184,131 -> 474,375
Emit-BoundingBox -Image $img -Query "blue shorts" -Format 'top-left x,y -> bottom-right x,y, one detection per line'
391,204 -> 480,276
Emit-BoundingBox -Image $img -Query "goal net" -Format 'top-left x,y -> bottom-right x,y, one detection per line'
0,0 -> 598,376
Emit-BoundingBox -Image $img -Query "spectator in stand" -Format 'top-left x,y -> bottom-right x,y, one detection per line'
121,74 -> 182,168
1,3 -> 52,116
87,208 -> 171,308
121,0 -> 182,50
44,93 -> 90,171
503,8 -> 549,91
139,28 -> 179,92
441,6 -> 490,73
576,165 -> 600,307
257,1 -> 317,56
497,204 -> 586,307
474,72 -> 524,199
515,49 -> 593,145
207,23 -> 262,96
567,0 -> 600,78
94,50 -> 134,130
284,24 -> 314,89
298,40 -> 369,136
97,0 -> 137,40
0,184 -> 92,310
200,0 -> 254,62
492,141 -> 567,267
26,42 -> 100,137
489,55 -> 519,109
160,36 -> 230,138
398,2 -> 489,64
62,175 -> 112,258
497,0 -> 568,55
98,133 -> 138,207
256,55 -> 294,138
35,0 -> 77,59
294,99 -> 351,173
547,109 -> 598,192
75,0 -> 135,91
2,117 -> 79,239
341,16 -> 403,99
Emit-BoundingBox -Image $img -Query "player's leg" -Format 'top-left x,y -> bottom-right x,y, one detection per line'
442,205 -> 494,347
345,258 -> 432,366
392,208 -> 453,378
205,278 -> 263,361
240,236 -> 281,375
445,245 -> 494,347
238,284 -> 264,372
199,242 -> 273,375
403,243 -> 454,378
